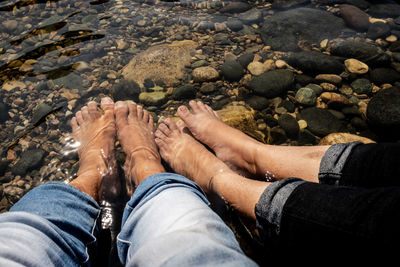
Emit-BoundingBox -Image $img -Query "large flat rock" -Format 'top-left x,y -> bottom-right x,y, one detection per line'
260,8 -> 349,51
121,40 -> 197,87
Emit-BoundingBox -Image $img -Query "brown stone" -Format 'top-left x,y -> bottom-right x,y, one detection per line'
319,132 -> 375,145
192,66 -> 219,82
217,102 -> 265,143
122,40 -> 197,87
339,4 -> 370,31
345,58 -> 369,74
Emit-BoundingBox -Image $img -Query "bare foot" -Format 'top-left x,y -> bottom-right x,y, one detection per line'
69,97 -> 118,202
155,118 -> 234,194
177,100 -> 262,177
115,101 -> 165,194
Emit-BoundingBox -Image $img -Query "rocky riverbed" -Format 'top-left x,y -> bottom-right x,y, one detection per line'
1,0 -> 400,264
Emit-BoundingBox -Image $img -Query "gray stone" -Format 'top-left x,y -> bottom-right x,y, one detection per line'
295,87 -> 317,105
219,2 -> 251,13
300,107 -> 346,136
139,92 -> 167,106
0,102 -> 9,124
370,68 -> 400,85
250,70 -> 294,98
11,149 -> 46,176
287,51 -> 344,75
272,0 -> 310,9
172,84 -> 197,100
221,60 -> 244,81
238,9 -> 263,25
32,103 -> 52,125
367,86 -> 400,140
260,8 -> 348,51
246,96 -> 269,110
111,80 -> 141,102
367,22 -> 391,39
53,73 -> 84,91
278,114 -> 299,139
350,78 -> 372,94
331,40 -> 390,67
368,4 -> 400,18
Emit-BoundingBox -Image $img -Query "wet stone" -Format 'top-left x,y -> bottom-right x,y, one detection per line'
11,149 -> 46,176
246,95 -> 269,110
331,40 -> 390,67
221,60 -> 244,81
370,68 -> 400,85
219,2 -> 251,13
272,0 -> 310,9
287,51 -> 344,75
368,4 -> 400,18
367,22 -> 391,39
295,87 -> 317,106
111,80 -> 141,102
139,91 -> 167,106
0,102 -> 9,124
238,53 -> 255,68
278,114 -> 299,139
300,107 -> 346,137
250,69 -> 294,98
172,84 -> 197,100
367,86 -> 400,140
53,73 -> 85,91
339,4 -> 370,31
32,103 -> 53,125
351,78 -> 372,94
260,8 -> 348,51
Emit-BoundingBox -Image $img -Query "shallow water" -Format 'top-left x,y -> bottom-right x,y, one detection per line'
1,0 -> 400,264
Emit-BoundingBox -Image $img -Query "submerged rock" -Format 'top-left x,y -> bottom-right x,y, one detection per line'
111,80 -> 141,102
370,68 -> 400,85
367,86 -> 400,140
318,132 -> 375,145
217,103 -> 265,143
122,40 -> 197,87
278,114 -> 299,139
287,51 -> 344,75
221,60 -> 244,81
300,107 -> 346,136
260,8 -> 348,51
32,103 -> 53,125
250,70 -> 294,98
331,41 -> 390,66
11,149 -> 46,176
0,102 -> 9,124
139,91 -> 167,106
339,4 -> 370,31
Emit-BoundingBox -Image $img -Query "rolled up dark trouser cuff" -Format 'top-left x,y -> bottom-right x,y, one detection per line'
318,142 -> 362,185
255,178 -> 305,237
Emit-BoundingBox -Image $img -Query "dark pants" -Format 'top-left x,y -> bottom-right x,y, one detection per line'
256,143 -> 400,259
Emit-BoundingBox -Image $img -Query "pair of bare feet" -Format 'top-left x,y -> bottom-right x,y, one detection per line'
68,97 -> 265,204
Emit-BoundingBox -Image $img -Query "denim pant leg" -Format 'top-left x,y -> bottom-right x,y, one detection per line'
0,182 -> 100,266
117,173 -> 257,267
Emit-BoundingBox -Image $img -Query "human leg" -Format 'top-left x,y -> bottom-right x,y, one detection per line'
0,97 -> 118,266
115,102 -> 256,266
177,100 -> 329,183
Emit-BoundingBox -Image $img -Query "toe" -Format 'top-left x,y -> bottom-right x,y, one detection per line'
137,105 -> 143,119
81,106 -> 90,121
204,104 -> 215,115
143,109 -> 149,123
88,101 -> 100,119
155,129 -> 167,139
155,137 -> 167,152
189,100 -> 201,114
101,97 -> 115,120
177,105 -> 193,123
196,101 -> 208,112
76,111 -> 84,125
164,118 -> 178,132
148,115 -> 154,129
176,120 -> 185,132
127,101 -> 137,119
158,123 -> 171,136
115,101 -> 128,127
70,117 -> 79,131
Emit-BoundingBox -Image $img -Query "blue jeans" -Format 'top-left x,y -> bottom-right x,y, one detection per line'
0,173 -> 256,266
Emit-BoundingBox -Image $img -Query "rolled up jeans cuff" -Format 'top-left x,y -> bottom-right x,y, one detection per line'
318,142 -> 362,185
255,178 -> 305,236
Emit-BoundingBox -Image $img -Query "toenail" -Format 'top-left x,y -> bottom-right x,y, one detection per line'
101,97 -> 113,104
179,106 -> 187,112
